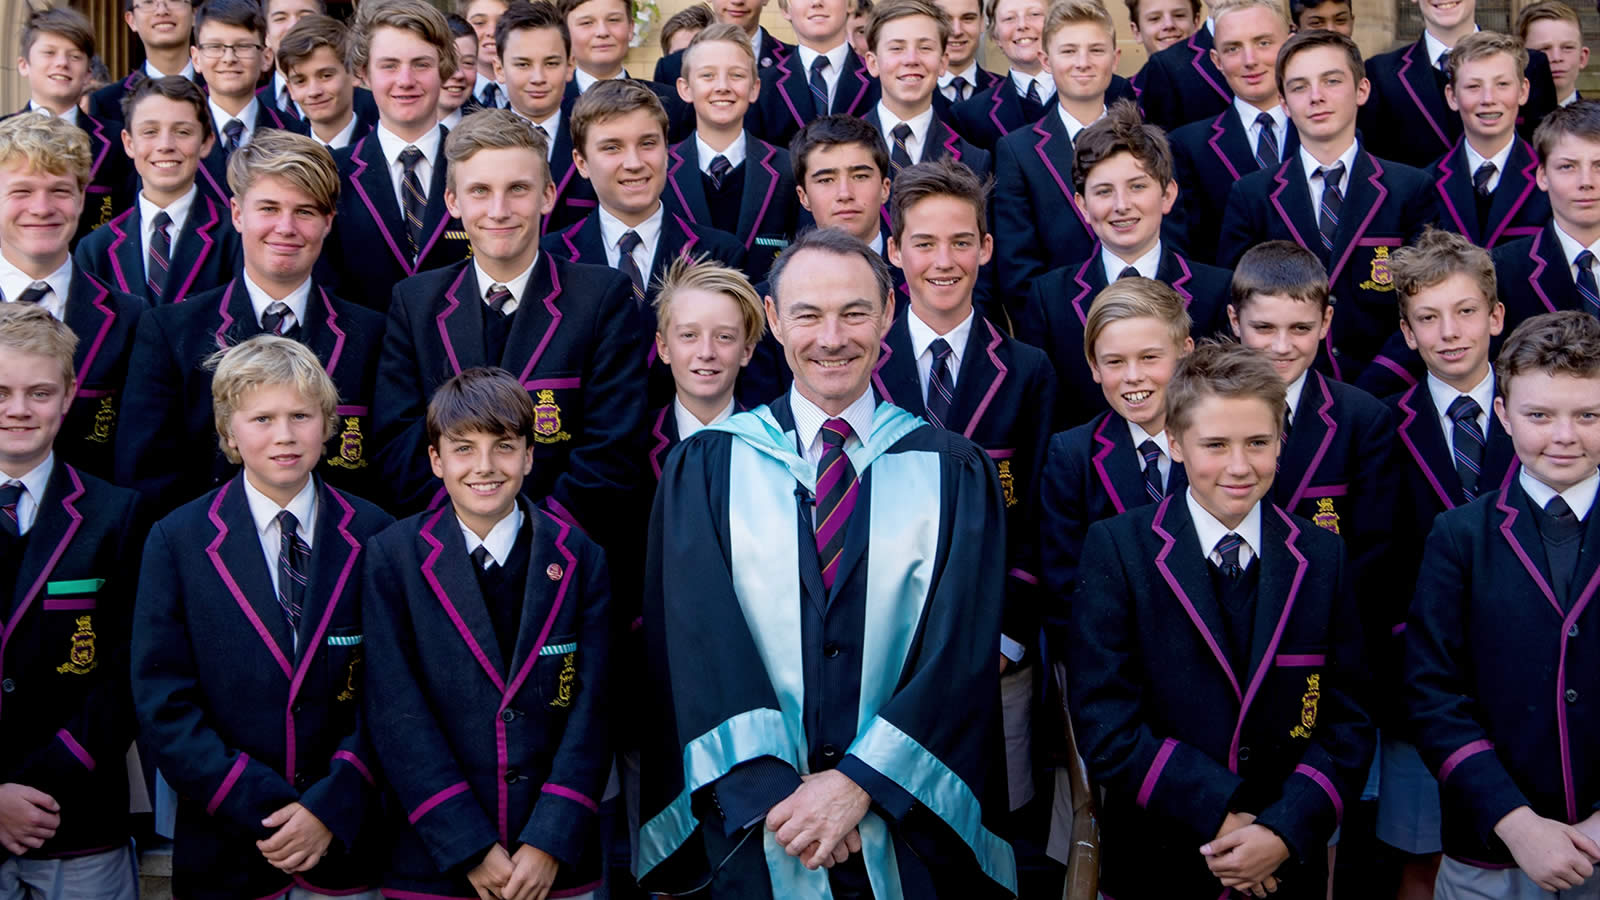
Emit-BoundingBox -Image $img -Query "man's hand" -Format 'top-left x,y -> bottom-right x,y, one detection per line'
797,828 -> 864,868
998,654 -> 1010,675
766,769 -> 871,870
503,844 -> 560,900
1495,806 -> 1600,892
1202,823 -> 1291,896
0,783 -> 59,855
257,802 -> 334,873
468,844 -> 516,900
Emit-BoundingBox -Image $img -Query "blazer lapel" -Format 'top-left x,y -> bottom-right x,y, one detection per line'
1495,478 -> 1567,619
1395,384 -> 1466,509
1070,254 -> 1109,325
417,505 -> 510,687
208,478 -> 295,676
4,465 -> 86,632
834,49 -> 874,116
103,206 -> 144,297
212,277 -> 266,348
1156,247 -> 1196,307
647,403 -> 681,481
433,264 -> 487,376
558,213 -> 606,266
1187,31 -> 1229,102
1280,373 -> 1337,511
291,480 -> 362,667
502,254 -> 568,382
1151,495 -> 1241,698
1090,413 -> 1144,516
170,192 -> 227,304
665,139 -> 711,224
870,312 -> 923,414
1434,140 -> 1481,242
1268,155 -> 1320,259
64,269 -> 118,387
737,136 -> 783,243
1529,222 -> 1578,314
1208,108 -> 1252,181
1032,113 -> 1093,238
988,79 -> 1019,139
1485,139 -> 1542,246
81,114 -> 114,185
1236,506 -> 1309,768
1397,39 -> 1452,150
297,283 -> 350,378
416,129 -> 456,263
949,318 -> 1007,438
347,135 -> 411,273
504,506 -> 579,702
651,212 -> 701,286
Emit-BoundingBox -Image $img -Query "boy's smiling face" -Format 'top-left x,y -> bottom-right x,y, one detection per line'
1496,371 -> 1600,493
1170,392 -> 1280,530
0,346 -> 73,477
1400,272 -> 1504,392
430,428 -> 533,537
1089,315 -> 1191,432
227,382 -> 329,506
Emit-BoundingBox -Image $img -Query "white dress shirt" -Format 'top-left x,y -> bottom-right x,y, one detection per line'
1520,467 -> 1599,520
1300,141 -> 1360,212
1423,27 -> 1477,70
1427,367 -> 1495,459
1056,104 -> 1103,142
243,273 -> 313,332
907,307 -> 974,400
1187,487 -> 1262,569
877,102 -> 935,164
939,63 -> 983,103
439,109 -> 464,131
598,202 -> 664,273
1553,221 -> 1600,284
696,131 -> 747,172
26,102 -> 79,128
210,97 -> 260,150
243,473 -> 317,598
318,113 -> 362,150
1464,135 -> 1514,194
1010,68 -> 1055,103
145,59 -> 198,81
0,452 -> 53,535
573,66 -> 627,95
376,123 -> 442,209
674,396 -> 735,439
1284,368 -> 1309,430
460,503 -> 524,567
474,72 -> 508,108
1233,96 -> 1287,159
797,43 -> 851,109
1101,240 -> 1162,281
473,256 -> 538,316
527,108 -> 563,160
790,384 -> 876,467
0,254 -> 72,321
271,72 -> 301,117
139,185 -> 198,279
1129,421 -> 1173,489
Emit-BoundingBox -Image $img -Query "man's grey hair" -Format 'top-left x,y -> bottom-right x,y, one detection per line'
767,227 -> 894,312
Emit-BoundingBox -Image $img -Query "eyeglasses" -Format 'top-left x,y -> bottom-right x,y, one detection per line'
131,0 -> 193,10
196,41 -> 265,59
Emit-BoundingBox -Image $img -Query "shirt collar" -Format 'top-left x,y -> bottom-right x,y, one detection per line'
1561,91 -> 1580,107
876,101 -> 935,145
473,255 -> 539,305
798,42 -> 850,79
1127,419 -> 1170,458
1009,68 -> 1054,99
1,450 -> 53,505
1464,135 -> 1515,179
1553,221 -> 1600,270
439,108 -> 464,131
140,183 -> 198,232
597,202 -> 665,257
474,72 -> 500,99
242,272 -> 313,327
906,306 -> 974,363
210,97 -> 259,139
145,59 -> 198,81
0,253 -> 72,317
1284,368 -> 1309,419
696,130 -> 747,171
1233,96 -> 1285,133
242,472 -> 317,547
1101,240 -> 1163,280
574,66 -> 626,94
1055,103 -> 1103,140
1299,140 -> 1359,187
458,502 -> 524,565
869,230 -> 885,256
321,112 -> 362,149
529,107 -> 563,148
1186,486 -> 1263,560
1426,366 -> 1495,426
939,62 -> 981,88
27,102 -> 79,128
790,384 -> 876,454
1520,466 -> 1600,521
1423,26 -> 1477,67
377,122 -> 442,168
674,395 -> 736,440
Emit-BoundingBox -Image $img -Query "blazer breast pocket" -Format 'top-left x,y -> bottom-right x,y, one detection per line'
523,374 -> 583,446
325,627 -> 364,704
1353,237 -> 1402,297
536,636 -> 580,710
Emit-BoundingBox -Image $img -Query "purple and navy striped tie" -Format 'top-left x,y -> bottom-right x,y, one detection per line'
815,418 -> 859,590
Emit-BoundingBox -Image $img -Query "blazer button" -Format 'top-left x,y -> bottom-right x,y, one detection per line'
501,709 -> 516,722
1,678 -> 13,693
1571,624 -> 1581,638
1567,689 -> 1580,703
291,703 -> 303,715
824,642 -> 841,659
505,768 -> 519,783
1237,747 -> 1251,762
821,744 -> 839,759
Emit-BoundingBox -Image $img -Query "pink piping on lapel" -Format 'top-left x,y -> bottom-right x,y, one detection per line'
987,87 -> 1006,138
1368,355 -> 1418,389
1395,384 -> 1456,510
665,144 -> 696,223
104,207 -> 138,293
206,480 -> 293,678
1228,506 -> 1309,771
348,136 -> 435,275
172,196 -> 222,304
1069,255 -> 1096,325
1267,160 -> 1311,249
1494,489 -> 1566,619
1329,158 -> 1387,284
213,281 -> 239,347
546,157 -> 581,236
1169,254 -> 1194,303
1285,373 -> 1339,511
561,218 -> 586,262
1090,414 -> 1127,515
516,259 -> 566,383
747,141 -> 782,246
1032,121 -> 1092,237
940,122 -> 962,161
0,466 -> 86,718
1151,495 -> 1242,699
1188,34 -> 1230,101
870,334 -> 895,403
841,61 -> 872,115
1395,42 -> 1450,149
1529,229 -> 1557,314
85,116 -> 112,182
74,277 -> 115,389
418,505 -> 507,693
962,319 -> 1008,439
437,265 -> 471,375
318,288 -> 346,375
1206,112 -> 1243,181
772,53 -> 806,128
649,405 -> 672,479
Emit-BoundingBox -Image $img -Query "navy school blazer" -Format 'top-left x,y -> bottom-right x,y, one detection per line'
362,499 -> 611,896
1135,27 -> 1232,134
1168,105 -> 1301,265
50,268 -> 147,485
196,99 -> 297,200
653,26 -> 793,85
931,66 -> 1004,121
1492,219 -> 1589,332
0,463 -> 142,859
1216,147 -> 1434,385
1016,246 -> 1232,428
131,475 -> 392,899
991,108 -> 1096,312
114,277 -> 385,515
1069,495 -> 1374,899
750,45 -> 882,147
1404,476 -> 1600,865
947,73 -> 1138,151
562,76 -> 694,143
665,131 -> 799,283
1427,137 -> 1550,249
74,180 -> 242,306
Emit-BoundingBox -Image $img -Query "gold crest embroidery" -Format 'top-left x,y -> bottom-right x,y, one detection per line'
1313,497 -> 1341,535
1358,246 -> 1396,292
532,390 -> 571,444
88,396 -> 116,444
1290,673 -> 1321,739
328,416 -> 368,469
550,652 -> 576,708
996,459 -> 1017,508
336,647 -> 363,702
97,195 -> 113,229
56,616 -> 97,675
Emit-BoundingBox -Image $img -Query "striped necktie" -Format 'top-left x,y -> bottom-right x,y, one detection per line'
815,418 -> 859,591
1215,532 -> 1244,579
1254,111 -> 1279,170
148,211 -> 172,301
925,338 -> 954,428
1314,162 -> 1344,256
809,55 -> 831,114
275,510 -> 309,633
1447,394 -> 1486,502
0,481 -> 22,537
399,145 -> 426,261
1139,439 -> 1163,502
618,230 -> 646,308
1575,250 -> 1600,317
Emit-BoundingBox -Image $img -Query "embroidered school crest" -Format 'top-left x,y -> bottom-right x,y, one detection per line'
336,646 -> 363,702
1359,246 -> 1396,292
1290,673 -> 1321,739
88,396 -> 116,444
56,616 -> 97,675
97,194 -> 113,228
328,416 -> 368,469
1313,498 -> 1341,535
996,459 -> 1017,508
550,652 -> 577,708
532,390 -> 571,444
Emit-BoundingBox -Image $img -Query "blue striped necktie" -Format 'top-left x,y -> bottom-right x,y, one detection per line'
1447,394 -> 1486,502
275,510 -> 309,633
925,338 -> 955,428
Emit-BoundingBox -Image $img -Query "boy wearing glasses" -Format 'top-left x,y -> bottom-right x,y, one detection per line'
88,0 -> 201,123
190,0 -> 294,199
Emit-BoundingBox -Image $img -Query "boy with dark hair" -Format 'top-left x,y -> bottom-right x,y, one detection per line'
557,0 -> 690,138
1430,32 -> 1551,248
1217,29 -> 1433,390
76,76 -> 242,307
1125,0 -> 1198,60
363,365 -> 612,900
1022,100 -> 1230,425
117,130 -> 385,515
440,13 -> 480,129
669,25 -> 799,282
1135,0 -> 1231,132
781,114 -> 897,297
260,0 -> 326,119
1068,338 -> 1374,900
131,335 -> 390,900
660,4 -> 714,55
87,0 -> 202,123
652,0 -> 793,87
494,1 -> 594,235
0,303 -> 143,900
1519,0 -> 1589,107
191,0 -> 297,197
1406,309 -> 1600,898
277,15 -> 379,150
1359,0 -> 1558,168
751,0 -> 882,147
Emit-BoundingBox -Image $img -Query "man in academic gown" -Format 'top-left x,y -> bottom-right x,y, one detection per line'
637,226 -> 1017,899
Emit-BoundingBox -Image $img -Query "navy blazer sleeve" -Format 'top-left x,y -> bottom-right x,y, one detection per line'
371,283 -> 438,511
1001,354 -> 1059,652
1215,177 -> 1262,269
114,308 -> 186,508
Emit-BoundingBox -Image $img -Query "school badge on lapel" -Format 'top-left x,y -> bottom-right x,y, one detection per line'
550,652 -> 577,708
56,616 -> 98,675
88,396 -> 116,444
532,390 -> 571,444
1313,498 -> 1341,534
1290,673 -> 1321,739
328,416 -> 368,469
996,460 -> 1017,508
1359,246 -> 1396,292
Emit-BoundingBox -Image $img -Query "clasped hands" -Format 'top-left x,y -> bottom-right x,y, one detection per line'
1200,811 -> 1291,898
468,843 -> 561,900
766,769 -> 871,870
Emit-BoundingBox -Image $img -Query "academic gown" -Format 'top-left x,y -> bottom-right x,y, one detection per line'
665,131 -> 799,283
74,179 -> 242,305
1069,495 -> 1374,899
361,498 -> 611,897
1405,477 -> 1600,865
947,74 -> 1137,151
1427,137 -> 1549,248
0,463 -> 142,860
50,267 -> 147,485
1168,105 -> 1301,265
750,46 -> 882,148
1135,27 -> 1232,133
637,396 -> 1018,899
131,475 -> 391,899
114,276 -> 386,514
1016,246 -> 1232,428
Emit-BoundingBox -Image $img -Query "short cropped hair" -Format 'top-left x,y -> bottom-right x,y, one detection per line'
1388,227 -> 1497,320
208,335 -> 341,464
1532,97 -> 1600,160
661,3 -> 714,54
1230,240 -> 1330,312
194,0 -> 267,42
445,107 -> 552,188
1288,0 -> 1350,23
22,8 -> 95,59
1496,310 -> 1600,400
1165,339 -> 1289,437
1044,0 -> 1116,44
570,79 -> 669,154
557,0 -> 636,26
867,0 -> 952,52
122,75 -> 215,143
889,158 -> 991,240
457,0 -> 510,16
768,227 -> 894,313
0,112 -> 91,189
498,0 -> 572,57
1083,277 -> 1192,364
276,14 -> 351,74
426,366 -> 537,447
1124,0 -> 1201,27
348,0 -> 460,81
1275,28 -> 1364,99
653,256 -> 767,344
1213,0 -> 1287,29
683,23 -> 757,75
1071,99 -> 1174,194
447,11 -> 476,40
1517,0 -> 1582,43
1446,31 -> 1529,84
789,114 -> 890,185
0,302 -> 78,386
226,129 -> 340,213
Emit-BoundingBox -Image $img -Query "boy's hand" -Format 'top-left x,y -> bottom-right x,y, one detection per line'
1201,823 -> 1291,893
1215,811 -> 1257,840
0,783 -> 59,855
1577,810 -> 1600,847
257,802 -> 333,873
1495,806 -> 1600,892
503,844 -> 559,900
468,844 -> 515,900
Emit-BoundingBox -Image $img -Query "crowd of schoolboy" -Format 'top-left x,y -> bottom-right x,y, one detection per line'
0,0 -> 1598,894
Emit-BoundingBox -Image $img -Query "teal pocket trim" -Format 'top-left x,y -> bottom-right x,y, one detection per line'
46,578 -> 105,595
540,642 -> 577,656
326,634 -> 363,646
